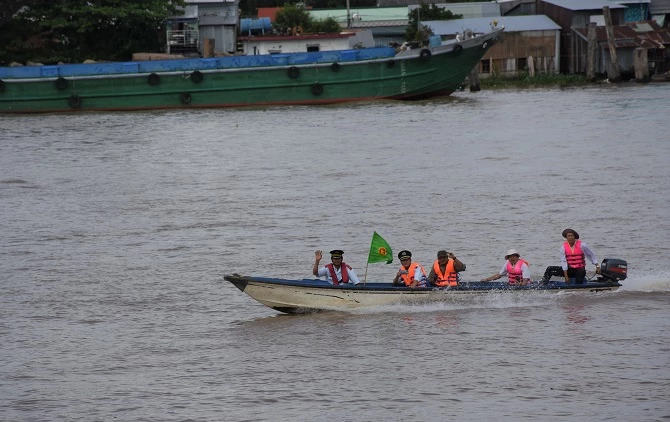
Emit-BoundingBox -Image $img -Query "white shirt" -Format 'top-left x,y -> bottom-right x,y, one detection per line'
317,264 -> 361,285
498,262 -> 530,279
560,241 -> 597,271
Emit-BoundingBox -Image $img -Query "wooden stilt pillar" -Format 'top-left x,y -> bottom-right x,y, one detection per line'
603,6 -> 621,82
634,48 -> 649,83
469,65 -> 480,91
587,22 -> 597,81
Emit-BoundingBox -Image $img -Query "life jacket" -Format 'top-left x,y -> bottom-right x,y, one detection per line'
432,259 -> 458,287
564,240 -> 585,269
325,263 -> 351,285
506,259 -> 529,284
399,262 -> 426,287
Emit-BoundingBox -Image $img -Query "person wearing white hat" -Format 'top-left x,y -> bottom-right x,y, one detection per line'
480,249 -> 531,285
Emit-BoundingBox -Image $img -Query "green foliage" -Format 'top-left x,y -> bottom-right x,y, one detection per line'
274,4 -> 341,34
406,4 -> 462,42
310,17 -> 341,34
274,4 -> 312,32
1,0 -> 184,64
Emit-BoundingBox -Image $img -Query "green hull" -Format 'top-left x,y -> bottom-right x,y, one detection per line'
0,29 -> 501,113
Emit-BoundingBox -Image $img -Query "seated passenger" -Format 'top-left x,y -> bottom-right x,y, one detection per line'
392,250 -> 429,288
428,249 -> 466,287
313,249 -> 361,285
480,249 -> 531,286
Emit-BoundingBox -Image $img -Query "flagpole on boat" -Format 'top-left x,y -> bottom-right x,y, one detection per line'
346,0 -> 351,29
363,262 -> 368,286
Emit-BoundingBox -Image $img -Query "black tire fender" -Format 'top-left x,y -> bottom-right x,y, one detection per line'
0,79 -> 5,92
453,44 -> 463,53
386,59 -> 395,68
419,48 -> 431,61
180,92 -> 192,104
55,77 -> 68,90
191,70 -> 203,83
288,66 -> 300,79
148,73 -> 160,86
311,83 -> 324,96
330,62 -> 340,72
68,94 -> 81,109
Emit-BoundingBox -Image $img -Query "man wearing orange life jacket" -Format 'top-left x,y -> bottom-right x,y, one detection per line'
541,229 -> 599,284
481,249 -> 531,285
428,249 -> 466,287
313,249 -> 361,285
392,250 -> 429,288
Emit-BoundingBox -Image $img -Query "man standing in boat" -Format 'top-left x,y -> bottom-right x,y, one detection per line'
393,250 -> 429,288
313,250 -> 362,285
428,249 -> 466,287
542,229 -> 599,284
481,249 -> 531,285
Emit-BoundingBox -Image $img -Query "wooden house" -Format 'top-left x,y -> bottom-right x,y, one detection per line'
424,15 -> 561,77
537,0 -> 626,73
572,20 -> 670,76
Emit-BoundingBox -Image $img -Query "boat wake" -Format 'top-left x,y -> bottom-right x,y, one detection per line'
618,269 -> 670,292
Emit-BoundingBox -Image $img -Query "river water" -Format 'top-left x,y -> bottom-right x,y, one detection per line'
1,84 -> 669,421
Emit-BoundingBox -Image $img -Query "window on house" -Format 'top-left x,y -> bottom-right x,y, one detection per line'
306,45 -> 320,52
481,59 -> 491,73
517,57 -> 527,71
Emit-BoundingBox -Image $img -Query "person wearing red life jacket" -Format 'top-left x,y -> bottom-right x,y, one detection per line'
313,249 -> 361,285
541,229 -> 600,284
392,250 -> 429,288
481,249 -> 531,285
428,249 -> 466,287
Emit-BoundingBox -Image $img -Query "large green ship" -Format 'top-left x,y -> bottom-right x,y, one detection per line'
0,27 -> 502,113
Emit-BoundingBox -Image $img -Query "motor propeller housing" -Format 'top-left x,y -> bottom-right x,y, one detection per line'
599,258 -> 628,282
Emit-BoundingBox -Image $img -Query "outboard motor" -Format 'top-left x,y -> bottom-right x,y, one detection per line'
599,258 -> 628,282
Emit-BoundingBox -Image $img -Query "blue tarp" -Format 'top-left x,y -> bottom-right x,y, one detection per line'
0,48 -> 396,79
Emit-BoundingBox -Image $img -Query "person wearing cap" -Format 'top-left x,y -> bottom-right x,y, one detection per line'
428,250 -> 466,287
480,249 -> 531,285
542,229 -> 599,284
313,249 -> 361,285
392,250 -> 429,288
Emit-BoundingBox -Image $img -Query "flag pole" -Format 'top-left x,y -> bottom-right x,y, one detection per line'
364,262 -> 369,286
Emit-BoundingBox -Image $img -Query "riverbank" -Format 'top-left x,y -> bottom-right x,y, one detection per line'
480,72 -> 670,88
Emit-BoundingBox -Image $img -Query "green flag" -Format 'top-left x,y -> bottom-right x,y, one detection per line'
368,231 -> 393,264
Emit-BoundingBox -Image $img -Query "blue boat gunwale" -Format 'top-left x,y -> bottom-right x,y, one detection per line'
0,47 -> 398,80
226,275 -> 621,291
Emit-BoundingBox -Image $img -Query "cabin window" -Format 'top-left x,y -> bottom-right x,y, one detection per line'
306,44 -> 320,52
481,59 -> 491,74
517,57 -> 527,71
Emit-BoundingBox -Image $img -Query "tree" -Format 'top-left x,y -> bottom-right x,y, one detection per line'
1,0 -> 184,64
406,3 -> 462,43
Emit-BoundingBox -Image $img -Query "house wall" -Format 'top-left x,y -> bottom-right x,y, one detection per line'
478,30 -> 559,76
196,3 -> 239,53
537,1 -> 625,73
242,38 -> 352,55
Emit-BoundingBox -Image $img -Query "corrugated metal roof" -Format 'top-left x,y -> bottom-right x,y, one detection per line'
407,2 -> 501,18
573,20 -> 670,48
650,0 -> 670,14
540,0 -> 626,10
423,15 -> 561,35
